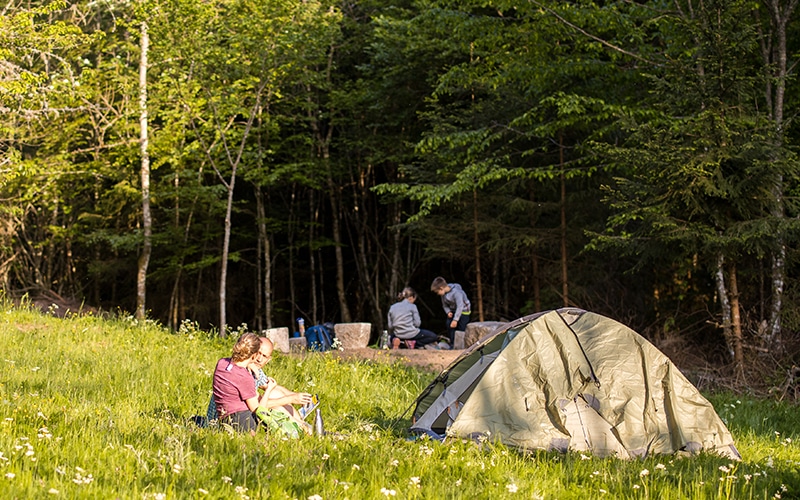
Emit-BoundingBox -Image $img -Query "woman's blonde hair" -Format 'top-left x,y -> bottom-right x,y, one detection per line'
397,287 -> 417,302
231,332 -> 261,362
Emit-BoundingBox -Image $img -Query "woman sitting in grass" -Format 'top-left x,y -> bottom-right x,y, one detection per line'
212,333 -> 313,435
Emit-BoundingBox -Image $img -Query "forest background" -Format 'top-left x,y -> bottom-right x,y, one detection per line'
3,0 -> 800,384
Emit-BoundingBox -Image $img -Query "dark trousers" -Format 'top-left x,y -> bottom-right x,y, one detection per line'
220,410 -> 258,433
391,328 -> 438,348
447,314 -> 470,345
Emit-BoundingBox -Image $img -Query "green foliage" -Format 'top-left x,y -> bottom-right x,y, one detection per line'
0,305 -> 798,498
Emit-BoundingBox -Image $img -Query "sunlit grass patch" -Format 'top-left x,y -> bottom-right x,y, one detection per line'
0,301 -> 798,498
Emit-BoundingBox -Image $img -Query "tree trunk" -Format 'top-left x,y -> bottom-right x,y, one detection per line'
136,20 -> 151,321
714,253 -> 734,361
200,85 -> 266,336
327,173 -> 352,323
256,186 -> 272,330
389,201 -> 402,304
532,252 -> 541,312
219,170 -> 235,336
288,185 -> 297,324
473,187 -> 484,321
309,192 -> 319,324
729,261 -> 745,378
759,0 -> 797,345
529,183 -> 541,312
559,135 -> 568,307
351,166 -> 383,331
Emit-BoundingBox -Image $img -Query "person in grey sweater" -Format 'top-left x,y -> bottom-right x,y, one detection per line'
387,287 -> 439,349
430,276 -> 471,346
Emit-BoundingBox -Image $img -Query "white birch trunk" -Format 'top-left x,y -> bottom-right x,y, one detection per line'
136,20 -> 151,320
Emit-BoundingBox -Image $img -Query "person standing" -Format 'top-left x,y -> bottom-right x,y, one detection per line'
430,276 -> 471,347
387,287 -> 439,349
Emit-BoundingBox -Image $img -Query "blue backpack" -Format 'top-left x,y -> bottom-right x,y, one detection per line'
306,324 -> 334,351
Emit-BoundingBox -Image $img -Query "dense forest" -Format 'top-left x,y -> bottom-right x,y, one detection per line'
3,0 -> 800,377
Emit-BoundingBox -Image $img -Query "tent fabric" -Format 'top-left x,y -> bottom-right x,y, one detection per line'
410,308 -> 740,460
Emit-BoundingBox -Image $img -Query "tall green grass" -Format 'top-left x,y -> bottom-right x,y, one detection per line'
0,301 -> 798,499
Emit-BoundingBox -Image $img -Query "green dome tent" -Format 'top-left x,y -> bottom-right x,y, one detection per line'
410,308 -> 740,460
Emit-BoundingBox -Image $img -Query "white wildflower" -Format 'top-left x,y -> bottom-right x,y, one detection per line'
506,483 -> 518,493
639,469 -> 649,477
380,487 -> 396,496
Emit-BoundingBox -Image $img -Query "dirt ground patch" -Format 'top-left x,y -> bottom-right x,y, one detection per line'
327,347 -> 462,373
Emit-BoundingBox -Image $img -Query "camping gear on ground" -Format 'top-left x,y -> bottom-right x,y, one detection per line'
255,407 -> 302,439
314,408 -> 325,436
380,330 -> 390,349
410,307 -> 740,460
306,323 -> 334,351
299,394 -> 320,420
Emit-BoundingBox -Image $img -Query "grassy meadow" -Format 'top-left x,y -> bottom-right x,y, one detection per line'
0,301 -> 799,499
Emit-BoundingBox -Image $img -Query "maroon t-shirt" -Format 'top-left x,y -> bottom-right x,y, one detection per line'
212,358 -> 257,416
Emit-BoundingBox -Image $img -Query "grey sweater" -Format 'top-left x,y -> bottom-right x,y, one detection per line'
441,283 -> 471,322
387,299 -> 421,339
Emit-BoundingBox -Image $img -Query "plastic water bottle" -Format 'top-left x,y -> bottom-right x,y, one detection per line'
314,408 -> 324,436
297,318 -> 305,337
380,330 -> 390,349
